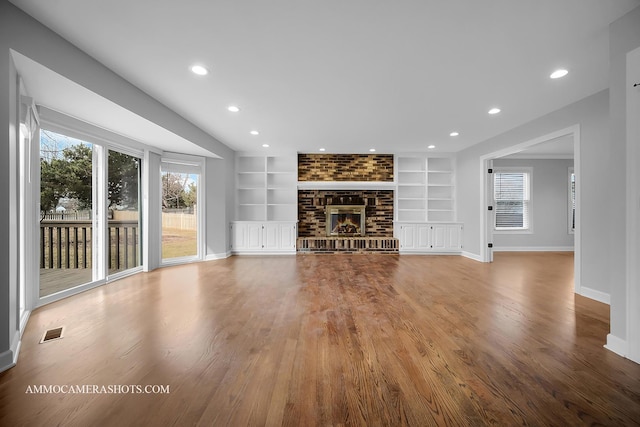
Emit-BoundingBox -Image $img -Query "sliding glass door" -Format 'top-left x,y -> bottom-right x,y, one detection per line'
38,128 -> 144,299
39,129 -> 94,297
108,150 -> 141,275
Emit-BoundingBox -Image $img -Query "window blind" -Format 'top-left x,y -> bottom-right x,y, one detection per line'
570,171 -> 576,230
494,172 -> 530,229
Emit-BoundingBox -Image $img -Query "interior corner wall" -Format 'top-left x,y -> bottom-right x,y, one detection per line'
456,89 -> 610,295
492,158 -> 574,250
205,156 -> 234,258
608,5 -> 640,348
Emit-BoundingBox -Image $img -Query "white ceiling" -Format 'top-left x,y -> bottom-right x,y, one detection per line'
9,0 -> 640,155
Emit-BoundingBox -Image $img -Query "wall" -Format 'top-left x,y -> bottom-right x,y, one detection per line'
457,90 -> 609,296
608,5 -> 640,354
0,1 -> 235,371
206,156 -> 233,259
492,159 -> 574,250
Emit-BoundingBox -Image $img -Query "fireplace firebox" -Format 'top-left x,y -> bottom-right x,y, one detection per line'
326,205 -> 366,236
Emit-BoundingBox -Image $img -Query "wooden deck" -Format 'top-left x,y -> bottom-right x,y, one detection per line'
3,253 -> 639,426
39,268 -> 93,297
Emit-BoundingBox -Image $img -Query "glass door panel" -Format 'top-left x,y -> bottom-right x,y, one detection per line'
108,150 -> 141,274
39,129 -> 93,297
161,171 -> 198,260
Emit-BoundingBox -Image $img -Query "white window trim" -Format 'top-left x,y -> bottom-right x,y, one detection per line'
568,166 -> 575,235
493,167 -> 533,234
160,153 -> 206,266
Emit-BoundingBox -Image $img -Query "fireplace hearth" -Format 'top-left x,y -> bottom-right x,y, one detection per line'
326,205 -> 366,237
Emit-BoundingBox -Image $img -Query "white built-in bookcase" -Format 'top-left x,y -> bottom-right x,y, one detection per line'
236,154 -> 297,221
395,155 -> 456,222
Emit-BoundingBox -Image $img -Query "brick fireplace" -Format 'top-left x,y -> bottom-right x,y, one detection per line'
296,153 -> 398,253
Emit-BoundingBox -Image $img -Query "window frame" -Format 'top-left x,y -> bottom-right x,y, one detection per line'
493,167 -> 533,234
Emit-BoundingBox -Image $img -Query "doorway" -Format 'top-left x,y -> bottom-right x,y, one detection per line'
479,125 -> 581,293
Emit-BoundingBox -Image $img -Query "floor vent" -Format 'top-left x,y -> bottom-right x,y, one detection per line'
40,327 -> 64,344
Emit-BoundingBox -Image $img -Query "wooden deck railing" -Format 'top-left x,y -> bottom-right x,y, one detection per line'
40,220 -> 139,271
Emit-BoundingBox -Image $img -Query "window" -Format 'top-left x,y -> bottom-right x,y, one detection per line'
568,167 -> 575,233
494,169 -> 531,231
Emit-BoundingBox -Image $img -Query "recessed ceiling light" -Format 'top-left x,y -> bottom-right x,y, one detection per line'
550,69 -> 569,79
190,64 -> 208,76
250,130 -> 259,135
262,144 -> 270,148
488,108 -> 501,115
227,105 -> 240,112
428,145 -> 436,149
450,132 -> 459,137
319,148 -> 326,152
369,148 -> 376,152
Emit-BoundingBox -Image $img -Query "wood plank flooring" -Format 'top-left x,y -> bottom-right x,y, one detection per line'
1,253 -> 639,426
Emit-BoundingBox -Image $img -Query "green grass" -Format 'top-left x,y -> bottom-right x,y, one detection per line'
161,227 -> 198,259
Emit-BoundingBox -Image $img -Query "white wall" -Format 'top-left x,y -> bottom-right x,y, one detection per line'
607,5 -> 640,355
492,159 -> 574,250
205,156 -> 235,258
0,1 -> 235,371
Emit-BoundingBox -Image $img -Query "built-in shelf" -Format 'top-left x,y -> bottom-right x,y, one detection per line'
237,154 -> 297,221
395,155 -> 456,222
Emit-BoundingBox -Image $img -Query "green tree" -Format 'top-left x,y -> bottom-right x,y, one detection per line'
40,140 -> 143,214
182,182 -> 197,208
108,151 -> 140,209
62,144 -> 92,209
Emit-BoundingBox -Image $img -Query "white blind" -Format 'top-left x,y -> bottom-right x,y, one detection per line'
570,172 -> 576,230
494,172 -> 530,229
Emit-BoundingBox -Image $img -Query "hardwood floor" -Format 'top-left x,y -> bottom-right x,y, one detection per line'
1,253 -> 639,426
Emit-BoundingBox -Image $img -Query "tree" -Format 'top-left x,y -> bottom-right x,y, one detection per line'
182,182 -> 198,208
108,151 -> 140,209
162,172 -> 190,209
40,134 -> 143,214
62,144 -> 92,209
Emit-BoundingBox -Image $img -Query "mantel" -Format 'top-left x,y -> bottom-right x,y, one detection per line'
297,181 -> 396,190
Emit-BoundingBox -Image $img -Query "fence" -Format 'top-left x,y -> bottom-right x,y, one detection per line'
161,212 -> 197,230
40,220 -> 139,271
42,210 -> 91,221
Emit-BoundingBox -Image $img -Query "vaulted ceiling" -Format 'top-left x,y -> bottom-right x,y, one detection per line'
9,0 -> 640,154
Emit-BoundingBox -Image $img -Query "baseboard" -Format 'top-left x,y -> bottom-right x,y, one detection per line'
493,246 -> 574,252
461,251 -> 483,262
399,251 -> 461,256
605,334 -> 628,358
579,286 -> 611,304
205,251 -> 232,261
0,349 -> 16,374
231,251 -> 297,256
0,329 -> 22,374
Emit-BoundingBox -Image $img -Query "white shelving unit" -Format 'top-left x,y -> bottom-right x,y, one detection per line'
395,155 -> 456,222
236,154 -> 297,222
426,157 -> 455,222
396,156 -> 427,222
